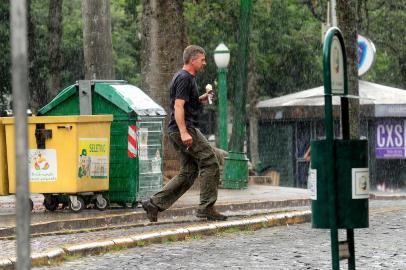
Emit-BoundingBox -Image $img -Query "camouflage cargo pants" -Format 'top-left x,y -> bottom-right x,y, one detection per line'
151,128 -> 220,211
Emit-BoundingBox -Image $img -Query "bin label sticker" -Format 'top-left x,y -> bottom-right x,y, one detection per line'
29,149 -> 57,182
78,138 -> 109,179
352,168 -> 369,199
308,169 -> 317,200
138,128 -> 148,160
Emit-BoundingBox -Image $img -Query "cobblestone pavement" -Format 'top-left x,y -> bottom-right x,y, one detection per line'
0,206 -> 308,259
33,200 -> 406,270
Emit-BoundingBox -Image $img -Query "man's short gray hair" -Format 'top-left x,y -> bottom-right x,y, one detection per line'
183,45 -> 205,64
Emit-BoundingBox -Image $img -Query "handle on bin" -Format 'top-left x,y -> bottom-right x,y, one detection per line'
35,124 -> 52,149
57,125 -> 73,130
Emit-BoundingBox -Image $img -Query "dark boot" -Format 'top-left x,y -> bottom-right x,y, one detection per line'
196,206 -> 227,221
142,199 -> 159,222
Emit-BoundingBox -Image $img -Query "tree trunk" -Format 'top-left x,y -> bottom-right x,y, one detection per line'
336,0 -> 360,139
27,0 -> 48,112
48,0 -> 63,99
140,0 -> 186,174
399,55 -> 406,89
0,2 -> 11,106
82,0 -> 115,80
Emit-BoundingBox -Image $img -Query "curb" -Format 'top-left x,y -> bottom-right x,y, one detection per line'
0,199 -> 311,238
369,194 -> 406,200
0,210 -> 311,269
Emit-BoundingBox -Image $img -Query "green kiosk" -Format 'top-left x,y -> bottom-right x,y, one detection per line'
310,27 -> 369,270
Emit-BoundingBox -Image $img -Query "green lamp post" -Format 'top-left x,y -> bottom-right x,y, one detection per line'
214,43 -> 230,151
223,0 -> 251,189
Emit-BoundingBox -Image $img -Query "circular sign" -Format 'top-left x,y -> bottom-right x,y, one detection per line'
358,35 -> 376,76
330,36 -> 345,94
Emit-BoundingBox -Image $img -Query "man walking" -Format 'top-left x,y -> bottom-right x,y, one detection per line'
142,45 -> 227,222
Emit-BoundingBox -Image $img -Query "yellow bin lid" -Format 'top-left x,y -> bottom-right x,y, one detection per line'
2,115 -> 113,124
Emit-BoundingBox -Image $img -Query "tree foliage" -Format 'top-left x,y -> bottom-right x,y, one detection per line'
48,0 -> 63,99
305,0 -> 406,89
0,0 -> 405,110
28,0 -> 51,110
0,1 -> 10,108
184,0 -> 323,99
360,0 -> 406,88
111,0 -> 141,85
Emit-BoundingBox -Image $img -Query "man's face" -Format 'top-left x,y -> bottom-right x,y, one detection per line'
190,53 -> 206,73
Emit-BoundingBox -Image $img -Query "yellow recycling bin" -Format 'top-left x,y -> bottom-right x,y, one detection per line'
3,115 -> 113,212
0,118 -> 9,196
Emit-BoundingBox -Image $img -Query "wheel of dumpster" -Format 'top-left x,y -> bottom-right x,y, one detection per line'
69,196 -> 85,212
132,201 -> 140,208
43,195 -> 58,211
29,198 -> 34,212
95,195 -> 109,211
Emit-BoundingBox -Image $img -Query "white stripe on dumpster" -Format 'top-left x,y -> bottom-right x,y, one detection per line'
128,125 -> 138,158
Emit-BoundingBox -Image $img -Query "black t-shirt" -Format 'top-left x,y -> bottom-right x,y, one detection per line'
168,69 -> 202,133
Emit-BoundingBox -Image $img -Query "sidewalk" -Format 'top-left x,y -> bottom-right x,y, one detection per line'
0,185 -> 312,269
1,185 -> 405,235
0,185 -> 310,237
1,185 -> 405,269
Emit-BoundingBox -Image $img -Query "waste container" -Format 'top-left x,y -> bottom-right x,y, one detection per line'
3,115 -> 113,212
0,118 -> 9,196
310,139 -> 369,229
37,80 -> 166,207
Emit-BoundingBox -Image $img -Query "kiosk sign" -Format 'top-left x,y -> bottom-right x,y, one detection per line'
330,36 -> 345,95
375,120 -> 405,158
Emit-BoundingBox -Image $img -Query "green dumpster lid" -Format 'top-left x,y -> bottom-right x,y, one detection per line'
38,82 -> 167,117
95,83 -> 167,116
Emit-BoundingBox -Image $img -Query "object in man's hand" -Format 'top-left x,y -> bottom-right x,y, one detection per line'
205,84 -> 213,104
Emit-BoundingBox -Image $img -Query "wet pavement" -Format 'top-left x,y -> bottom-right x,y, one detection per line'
32,200 -> 406,270
0,184 -> 406,234
0,206 -> 310,259
0,185 -> 311,209
0,185 -> 308,233
1,185 -> 406,269
0,185 -> 311,264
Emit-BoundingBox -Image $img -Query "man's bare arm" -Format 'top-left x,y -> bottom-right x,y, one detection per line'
174,99 -> 193,147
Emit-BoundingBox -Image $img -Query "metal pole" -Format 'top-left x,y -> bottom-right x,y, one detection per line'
347,229 -> 356,269
222,0 -> 251,189
331,0 -> 337,26
10,0 -> 31,269
229,0 -> 251,152
218,68 -> 228,150
324,92 -> 340,270
323,28 -> 340,270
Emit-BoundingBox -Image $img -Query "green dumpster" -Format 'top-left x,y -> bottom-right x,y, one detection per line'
37,80 -> 166,206
310,139 -> 369,229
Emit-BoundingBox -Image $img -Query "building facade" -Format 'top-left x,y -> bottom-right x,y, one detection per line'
252,81 -> 406,191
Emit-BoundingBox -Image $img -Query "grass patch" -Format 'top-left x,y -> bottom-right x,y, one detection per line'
185,233 -> 203,241
217,227 -> 241,235
166,235 -> 179,242
136,240 -> 146,247
216,225 -> 259,237
63,254 -> 82,262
